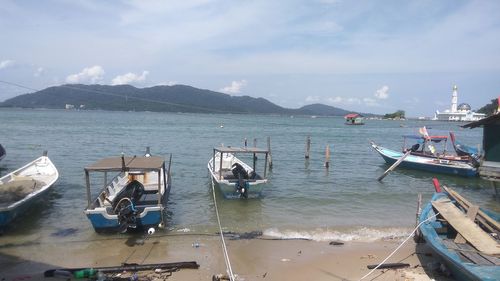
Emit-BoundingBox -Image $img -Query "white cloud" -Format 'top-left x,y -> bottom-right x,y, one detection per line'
375,85 -> 389,99
0,60 -> 15,70
305,95 -> 320,102
66,65 -> 105,84
220,80 -> 247,94
363,97 -> 379,106
34,67 -> 44,77
157,81 -> 177,86
111,70 -> 149,85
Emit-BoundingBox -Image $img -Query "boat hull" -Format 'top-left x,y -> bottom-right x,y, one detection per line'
419,193 -> 500,280
85,206 -> 164,233
208,152 -> 267,199
371,142 -> 477,177
0,155 -> 59,229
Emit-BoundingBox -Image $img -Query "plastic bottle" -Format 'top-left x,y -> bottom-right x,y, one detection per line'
73,268 -> 97,279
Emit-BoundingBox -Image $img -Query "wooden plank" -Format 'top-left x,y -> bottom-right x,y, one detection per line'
458,251 -> 492,265
444,186 -> 500,232
432,198 -> 500,255
454,205 -> 479,244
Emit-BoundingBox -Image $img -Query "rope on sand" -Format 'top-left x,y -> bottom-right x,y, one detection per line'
211,179 -> 236,281
358,212 -> 440,280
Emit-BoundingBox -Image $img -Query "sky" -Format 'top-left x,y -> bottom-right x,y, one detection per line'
1,0 -> 500,117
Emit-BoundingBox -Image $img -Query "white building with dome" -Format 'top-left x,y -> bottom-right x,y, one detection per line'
433,85 -> 485,121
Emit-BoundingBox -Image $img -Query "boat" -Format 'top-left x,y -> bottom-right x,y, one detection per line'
402,134 -> 476,164
370,141 -> 478,177
0,151 -> 59,229
208,146 -> 269,199
449,132 -> 481,158
0,144 -> 5,161
344,113 -> 364,125
83,148 -> 172,233
418,181 -> 499,280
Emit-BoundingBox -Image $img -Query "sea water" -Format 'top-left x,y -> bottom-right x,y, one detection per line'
0,108 -> 497,244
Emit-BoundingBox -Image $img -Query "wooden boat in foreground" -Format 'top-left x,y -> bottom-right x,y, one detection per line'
418,182 -> 499,280
370,141 -> 478,177
208,146 -> 269,199
84,149 -> 172,233
0,152 -> 59,229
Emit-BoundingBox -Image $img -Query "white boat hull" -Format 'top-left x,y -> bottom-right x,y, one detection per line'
208,152 -> 267,199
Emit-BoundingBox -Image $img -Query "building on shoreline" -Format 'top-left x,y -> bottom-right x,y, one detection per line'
433,85 -> 485,121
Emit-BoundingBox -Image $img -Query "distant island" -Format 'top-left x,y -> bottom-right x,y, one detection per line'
0,84 -> 371,117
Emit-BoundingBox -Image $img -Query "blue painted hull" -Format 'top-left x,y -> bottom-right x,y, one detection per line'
419,192 -> 500,280
86,209 -> 163,233
371,143 -> 477,177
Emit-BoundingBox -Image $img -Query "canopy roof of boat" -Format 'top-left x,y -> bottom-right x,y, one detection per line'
214,146 -> 269,154
403,135 -> 448,142
85,156 -> 164,172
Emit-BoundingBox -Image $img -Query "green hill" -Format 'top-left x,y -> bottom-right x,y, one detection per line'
0,84 -> 354,116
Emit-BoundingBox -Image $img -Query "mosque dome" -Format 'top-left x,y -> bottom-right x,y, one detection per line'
457,103 -> 471,111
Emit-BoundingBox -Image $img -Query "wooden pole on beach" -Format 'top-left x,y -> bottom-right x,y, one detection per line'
324,144 -> 330,168
267,136 -> 273,169
377,150 -> 411,181
305,136 -> 311,159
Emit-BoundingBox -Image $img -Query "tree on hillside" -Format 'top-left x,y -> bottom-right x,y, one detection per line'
477,98 -> 499,116
384,110 -> 405,119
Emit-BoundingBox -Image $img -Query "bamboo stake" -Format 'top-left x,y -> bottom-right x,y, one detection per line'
267,136 -> 273,169
305,136 -> 311,159
324,144 -> 330,168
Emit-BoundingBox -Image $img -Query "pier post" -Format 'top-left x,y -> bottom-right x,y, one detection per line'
305,136 -> 311,159
325,144 -> 330,168
267,136 -> 273,169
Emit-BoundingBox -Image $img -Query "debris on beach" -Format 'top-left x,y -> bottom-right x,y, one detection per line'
329,241 -> 344,246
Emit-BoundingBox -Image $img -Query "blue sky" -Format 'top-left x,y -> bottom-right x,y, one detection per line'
1,0 -> 500,117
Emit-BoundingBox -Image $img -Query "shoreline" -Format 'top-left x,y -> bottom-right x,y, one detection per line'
0,233 -> 453,281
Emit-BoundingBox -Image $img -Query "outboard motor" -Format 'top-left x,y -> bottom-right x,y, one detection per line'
112,180 -> 145,232
410,143 -> 420,152
231,163 -> 249,198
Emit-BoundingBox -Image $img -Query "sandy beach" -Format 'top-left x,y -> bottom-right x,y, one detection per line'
0,232 -> 453,281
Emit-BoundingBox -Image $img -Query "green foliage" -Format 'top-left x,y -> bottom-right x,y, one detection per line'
383,110 -> 405,119
477,98 -> 499,116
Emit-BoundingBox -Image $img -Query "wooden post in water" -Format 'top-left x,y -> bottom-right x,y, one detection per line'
244,138 -> 247,148
324,144 -> 330,169
267,136 -> 273,169
253,138 -> 258,161
305,136 -> 311,159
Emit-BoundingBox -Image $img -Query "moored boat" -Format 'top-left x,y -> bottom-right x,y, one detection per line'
0,151 -> 59,229
370,141 -> 478,177
418,182 -> 500,280
449,132 -> 481,158
344,113 -> 364,125
208,146 -> 269,199
83,149 -> 172,233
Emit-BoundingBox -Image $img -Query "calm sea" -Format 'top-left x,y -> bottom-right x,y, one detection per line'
0,108 -> 498,243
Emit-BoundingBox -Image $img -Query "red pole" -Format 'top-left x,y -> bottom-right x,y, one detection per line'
432,178 -> 442,193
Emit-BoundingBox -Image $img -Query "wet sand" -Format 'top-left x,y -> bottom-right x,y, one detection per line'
0,232 -> 453,281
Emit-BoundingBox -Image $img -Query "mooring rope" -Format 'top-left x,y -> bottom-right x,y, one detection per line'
211,179 -> 236,281
358,212 -> 440,280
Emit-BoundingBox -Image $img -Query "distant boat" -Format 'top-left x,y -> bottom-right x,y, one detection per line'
0,152 -> 59,230
418,182 -> 499,280
208,146 -> 269,199
449,132 -> 481,158
0,144 -> 5,162
344,113 -> 364,125
83,149 -> 172,233
370,141 -> 477,177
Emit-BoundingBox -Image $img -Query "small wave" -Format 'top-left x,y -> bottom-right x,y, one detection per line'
263,227 -> 412,242
176,228 -> 191,233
